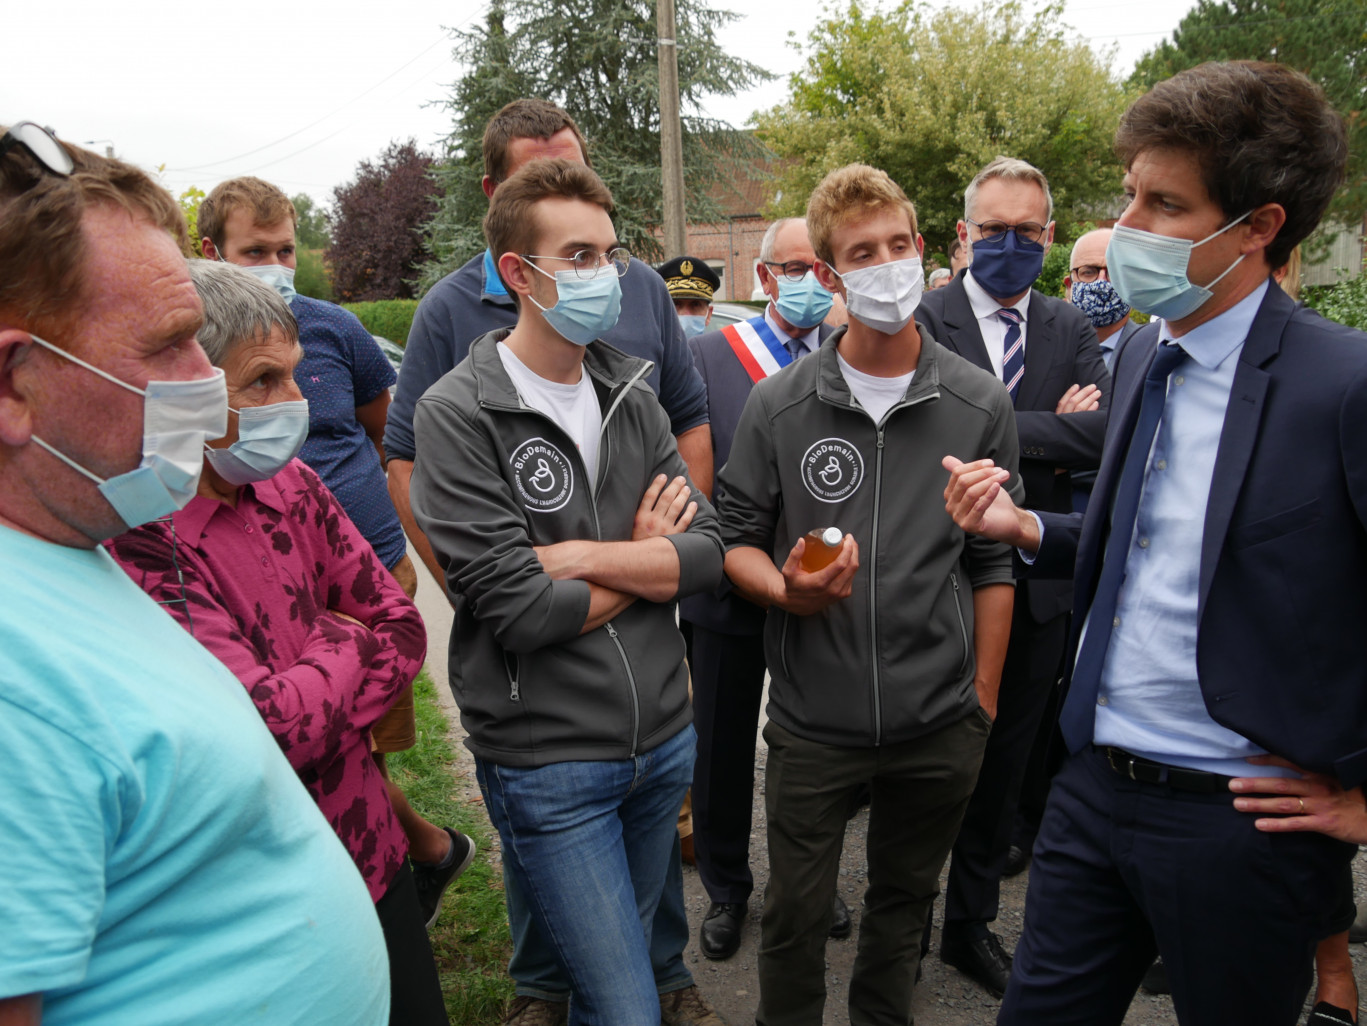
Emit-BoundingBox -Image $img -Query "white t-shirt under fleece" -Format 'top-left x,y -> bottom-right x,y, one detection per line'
498,342 -> 603,485
837,351 -> 915,425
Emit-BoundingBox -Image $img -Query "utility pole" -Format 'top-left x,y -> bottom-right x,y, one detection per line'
657,0 -> 687,258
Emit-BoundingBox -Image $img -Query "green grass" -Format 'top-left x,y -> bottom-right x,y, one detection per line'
387,670 -> 514,1024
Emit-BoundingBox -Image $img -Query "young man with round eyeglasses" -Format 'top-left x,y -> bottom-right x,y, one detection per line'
410,158 -> 725,1026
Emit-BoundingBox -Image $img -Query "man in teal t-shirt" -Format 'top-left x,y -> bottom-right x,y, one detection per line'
0,126 -> 388,1024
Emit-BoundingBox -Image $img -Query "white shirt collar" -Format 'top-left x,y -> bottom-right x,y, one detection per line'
964,268 -> 1034,321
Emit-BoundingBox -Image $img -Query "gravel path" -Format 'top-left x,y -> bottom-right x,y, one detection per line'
413,567 -> 1367,1025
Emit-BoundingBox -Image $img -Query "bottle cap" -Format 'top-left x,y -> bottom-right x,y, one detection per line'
820,526 -> 842,546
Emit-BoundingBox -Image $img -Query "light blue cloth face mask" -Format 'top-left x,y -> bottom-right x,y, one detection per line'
775,272 -> 834,329
678,314 -> 709,339
1106,213 -> 1250,321
204,400 -> 310,485
240,263 -> 298,303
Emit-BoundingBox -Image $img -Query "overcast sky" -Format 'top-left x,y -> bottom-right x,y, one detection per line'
8,0 -> 1197,210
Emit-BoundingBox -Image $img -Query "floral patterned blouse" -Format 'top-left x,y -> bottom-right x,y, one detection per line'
107,459 -> 426,902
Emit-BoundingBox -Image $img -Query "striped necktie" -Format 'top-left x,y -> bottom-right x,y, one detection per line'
999,307 -> 1024,402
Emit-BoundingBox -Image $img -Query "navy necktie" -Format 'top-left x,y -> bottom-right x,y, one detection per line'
998,308 -> 1024,403
1059,342 -> 1188,751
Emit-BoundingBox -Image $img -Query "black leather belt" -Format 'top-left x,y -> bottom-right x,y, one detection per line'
1098,746 -> 1234,795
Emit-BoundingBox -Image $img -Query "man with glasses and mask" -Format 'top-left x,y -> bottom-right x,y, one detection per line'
389,98 -> 717,1026
411,158 -> 725,1026
719,163 -> 1020,1026
915,156 -> 1109,998
681,215 -> 850,964
942,63 -> 1367,1025
0,125 -> 389,1026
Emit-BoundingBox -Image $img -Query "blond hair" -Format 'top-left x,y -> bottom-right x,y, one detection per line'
198,176 -> 297,250
964,156 -> 1053,223
806,164 -> 918,265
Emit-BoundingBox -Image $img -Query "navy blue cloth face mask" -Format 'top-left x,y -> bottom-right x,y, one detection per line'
969,230 -> 1047,299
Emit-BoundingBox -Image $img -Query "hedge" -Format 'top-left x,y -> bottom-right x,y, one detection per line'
342,299 -> 419,344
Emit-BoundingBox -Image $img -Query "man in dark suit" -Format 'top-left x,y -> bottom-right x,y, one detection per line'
682,216 -> 847,961
914,157 -> 1109,995
942,61 -> 1364,1026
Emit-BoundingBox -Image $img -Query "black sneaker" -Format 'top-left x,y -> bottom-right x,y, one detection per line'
413,827 -> 476,929
1306,1002 -> 1357,1026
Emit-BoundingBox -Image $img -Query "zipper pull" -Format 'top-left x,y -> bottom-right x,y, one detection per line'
605,622 -> 618,638
951,572 -> 960,592
510,680 -> 520,702
876,430 -> 885,449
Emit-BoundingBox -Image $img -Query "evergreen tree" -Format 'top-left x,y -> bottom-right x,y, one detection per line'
1130,0 -> 1366,229
419,0 -> 772,290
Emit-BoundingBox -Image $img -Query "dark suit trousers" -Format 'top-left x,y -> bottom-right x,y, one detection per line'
998,747 -> 1354,1026
941,603 -> 1068,933
688,622 -> 768,904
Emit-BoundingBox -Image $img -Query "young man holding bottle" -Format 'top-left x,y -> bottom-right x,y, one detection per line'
717,163 -> 1022,1026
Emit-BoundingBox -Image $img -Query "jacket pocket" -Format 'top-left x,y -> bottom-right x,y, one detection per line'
779,611 -> 793,682
1228,498 -> 1322,550
503,651 -> 520,703
950,571 -> 970,678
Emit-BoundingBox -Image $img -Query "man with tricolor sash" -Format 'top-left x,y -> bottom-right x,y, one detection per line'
682,216 -> 847,962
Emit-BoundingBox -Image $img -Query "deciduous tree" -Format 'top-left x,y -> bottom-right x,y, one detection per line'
419,0 -> 772,290
756,0 -> 1130,258
328,139 -> 438,302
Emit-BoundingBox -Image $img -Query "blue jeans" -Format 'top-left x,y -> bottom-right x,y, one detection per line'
478,724 -> 696,1025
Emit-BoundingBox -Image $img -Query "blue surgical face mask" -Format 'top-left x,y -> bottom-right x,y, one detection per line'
1071,279 -> 1130,329
775,271 -> 834,329
524,260 -> 622,346
26,335 -> 228,528
969,230 -> 1047,299
240,263 -> 298,303
204,399 -> 310,485
678,314 -> 709,339
1105,213 -> 1250,321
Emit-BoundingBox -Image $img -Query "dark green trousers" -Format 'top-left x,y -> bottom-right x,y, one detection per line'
757,710 -> 991,1026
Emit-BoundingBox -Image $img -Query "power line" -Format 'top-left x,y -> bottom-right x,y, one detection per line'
166,27 -> 464,174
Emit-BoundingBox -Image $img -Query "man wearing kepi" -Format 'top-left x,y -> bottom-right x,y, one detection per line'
411,159 -> 726,1025
682,216 -> 847,963
914,157 -> 1108,997
719,164 -> 1021,1026
659,255 -> 720,339
941,62 -> 1367,1025
0,126 -> 387,1024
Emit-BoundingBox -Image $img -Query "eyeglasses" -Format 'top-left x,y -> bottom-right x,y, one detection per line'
0,122 -> 74,177
1069,264 -> 1107,283
762,260 -> 816,282
967,218 -> 1047,246
522,247 -> 631,279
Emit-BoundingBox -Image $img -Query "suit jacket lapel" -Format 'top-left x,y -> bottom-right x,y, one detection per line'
1016,293 -> 1057,410
1197,286 -> 1292,618
939,279 -> 994,373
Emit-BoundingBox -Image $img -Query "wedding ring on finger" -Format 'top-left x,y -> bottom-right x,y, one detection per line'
1298,797 -> 1307,814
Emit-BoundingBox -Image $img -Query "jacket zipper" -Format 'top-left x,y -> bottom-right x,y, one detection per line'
604,622 -> 641,757
839,391 -> 937,747
950,572 -> 970,677
779,612 -> 792,681
505,652 -> 521,702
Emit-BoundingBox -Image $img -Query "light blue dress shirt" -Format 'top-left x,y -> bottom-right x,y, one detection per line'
1089,281 -> 1287,776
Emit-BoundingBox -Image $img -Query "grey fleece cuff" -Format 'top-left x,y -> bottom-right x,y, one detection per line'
668,532 -> 725,601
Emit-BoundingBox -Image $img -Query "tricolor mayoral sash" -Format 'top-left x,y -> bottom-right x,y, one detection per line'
723,315 -> 796,384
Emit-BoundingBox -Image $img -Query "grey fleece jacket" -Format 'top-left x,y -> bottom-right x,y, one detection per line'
411,329 -> 724,767
717,325 -> 1024,748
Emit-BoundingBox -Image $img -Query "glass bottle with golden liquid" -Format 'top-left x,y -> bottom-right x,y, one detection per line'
799,526 -> 843,572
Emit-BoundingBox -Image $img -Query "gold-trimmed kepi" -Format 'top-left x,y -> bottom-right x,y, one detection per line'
657,255 -> 720,302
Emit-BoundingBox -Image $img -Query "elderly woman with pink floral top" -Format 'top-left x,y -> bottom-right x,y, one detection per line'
107,261 -> 450,1026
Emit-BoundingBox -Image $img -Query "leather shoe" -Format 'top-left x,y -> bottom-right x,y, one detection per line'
1140,957 -> 1170,995
1003,843 -> 1030,877
940,930 -> 1013,998
700,901 -> 745,960
829,894 -> 852,938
